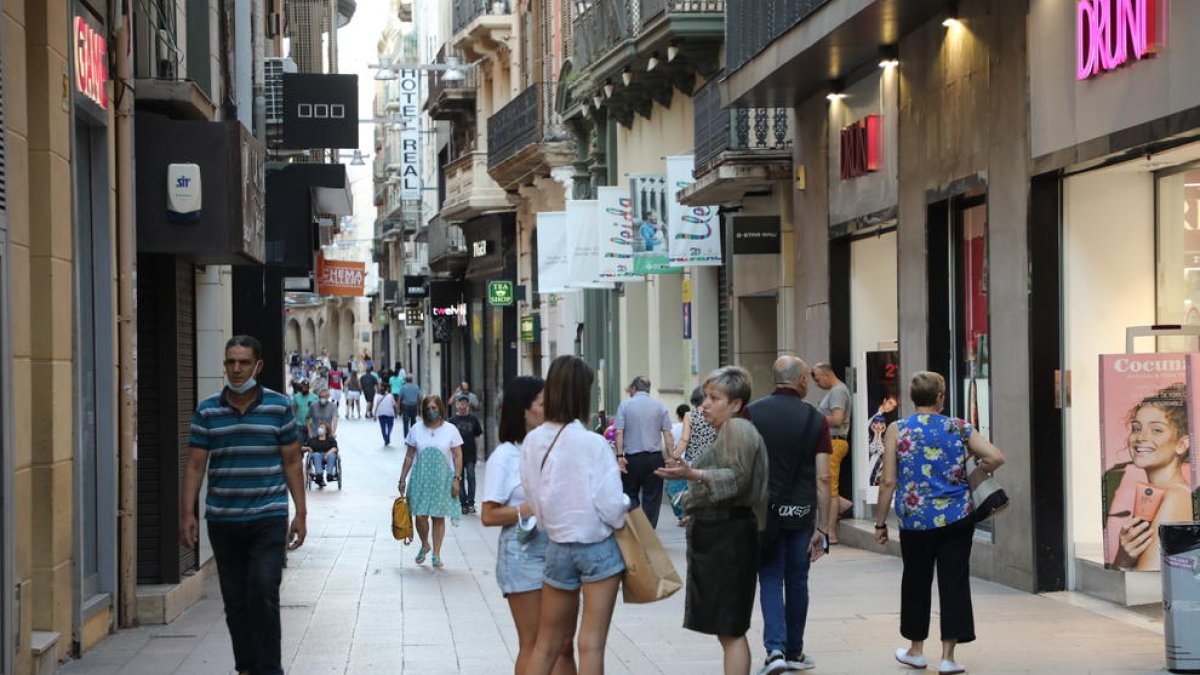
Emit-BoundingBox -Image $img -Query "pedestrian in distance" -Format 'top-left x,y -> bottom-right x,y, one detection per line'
812,362 -> 853,543
373,387 -> 397,446
360,367 -> 379,419
481,376 -> 576,675
291,381 -> 317,446
875,371 -> 1006,675
614,375 -> 675,528
304,423 -> 339,488
327,365 -> 344,415
747,357 -> 832,674
521,355 -> 628,675
310,368 -> 328,399
665,403 -> 692,524
179,335 -> 307,675
398,395 -> 464,568
306,388 -> 338,440
456,380 -> 481,412
399,376 -> 423,436
669,386 -> 720,527
449,394 -> 484,515
656,366 -> 769,675
345,370 -> 362,419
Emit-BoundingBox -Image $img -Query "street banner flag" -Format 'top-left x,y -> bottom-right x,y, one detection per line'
316,254 -> 365,297
596,186 -> 642,282
666,154 -> 723,268
629,173 -> 680,275
536,211 -> 574,294
566,200 -> 615,289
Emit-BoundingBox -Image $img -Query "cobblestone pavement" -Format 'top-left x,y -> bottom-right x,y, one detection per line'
60,414 -> 1168,674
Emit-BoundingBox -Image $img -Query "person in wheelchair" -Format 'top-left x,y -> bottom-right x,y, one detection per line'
304,424 -> 339,488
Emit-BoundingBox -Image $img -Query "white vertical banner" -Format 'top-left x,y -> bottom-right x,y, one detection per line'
666,154 -> 723,267
595,186 -> 642,282
566,200 -> 615,289
397,69 -> 423,200
536,211 -> 572,294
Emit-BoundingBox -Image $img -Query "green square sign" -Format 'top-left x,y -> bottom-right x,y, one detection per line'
488,280 -> 514,306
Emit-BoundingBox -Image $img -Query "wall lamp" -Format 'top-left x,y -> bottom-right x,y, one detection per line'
942,1 -> 961,28
825,79 -> 846,102
878,45 -> 899,69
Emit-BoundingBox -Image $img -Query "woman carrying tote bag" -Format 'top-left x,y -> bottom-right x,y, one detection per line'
874,371 -> 1005,675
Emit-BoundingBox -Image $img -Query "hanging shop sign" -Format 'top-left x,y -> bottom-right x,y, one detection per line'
520,315 -> 538,342
405,306 -> 424,325
666,155 -> 723,268
404,274 -> 428,299
281,74 -> 359,149
472,239 -> 491,258
488,280 -> 514,307
840,115 -> 882,180
396,69 -> 422,199
732,215 -> 781,255
1076,0 -> 1158,80
74,9 -> 109,112
315,254 -> 365,297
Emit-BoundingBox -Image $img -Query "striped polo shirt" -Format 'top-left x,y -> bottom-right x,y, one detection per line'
189,387 -> 299,522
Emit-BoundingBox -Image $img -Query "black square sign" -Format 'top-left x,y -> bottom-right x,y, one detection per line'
281,74 -> 359,149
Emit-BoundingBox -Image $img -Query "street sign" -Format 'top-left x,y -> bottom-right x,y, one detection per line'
488,280 -> 514,306
520,315 -> 537,342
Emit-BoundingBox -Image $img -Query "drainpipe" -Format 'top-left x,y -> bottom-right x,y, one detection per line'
111,0 -> 138,628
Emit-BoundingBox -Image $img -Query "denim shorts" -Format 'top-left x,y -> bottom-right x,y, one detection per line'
543,535 -> 625,591
496,525 -> 549,596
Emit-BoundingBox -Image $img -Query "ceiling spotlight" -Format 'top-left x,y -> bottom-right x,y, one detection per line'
647,53 -> 660,71
825,79 -> 845,102
604,80 -> 615,98
943,1 -> 960,27
622,68 -> 633,87
878,45 -> 899,69
667,44 -> 680,62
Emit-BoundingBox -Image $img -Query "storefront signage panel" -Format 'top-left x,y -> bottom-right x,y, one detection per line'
840,115 -> 882,180
520,315 -> 537,342
404,274 -> 428,299
1076,0 -> 1158,80
487,280 -> 514,306
74,11 -> 109,112
316,254 -> 365,297
732,216 -> 781,255
281,74 -> 359,149
396,70 -> 422,199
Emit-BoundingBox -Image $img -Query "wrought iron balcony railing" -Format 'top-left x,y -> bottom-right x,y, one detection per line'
639,0 -> 723,25
725,0 -> 831,75
453,0 -> 511,35
487,82 -> 566,169
573,0 -> 724,71
427,44 -> 477,114
693,75 -> 791,170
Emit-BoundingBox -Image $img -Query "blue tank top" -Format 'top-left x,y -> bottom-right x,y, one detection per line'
893,414 -> 974,530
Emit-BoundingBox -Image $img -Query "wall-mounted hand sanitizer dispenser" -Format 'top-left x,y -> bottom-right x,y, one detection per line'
167,163 -> 202,222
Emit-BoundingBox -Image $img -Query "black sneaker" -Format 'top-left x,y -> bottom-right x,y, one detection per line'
461,505 -> 470,515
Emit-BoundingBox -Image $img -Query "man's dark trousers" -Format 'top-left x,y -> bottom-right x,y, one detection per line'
402,405 -> 419,435
622,452 -> 666,528
209,517 -> 288,675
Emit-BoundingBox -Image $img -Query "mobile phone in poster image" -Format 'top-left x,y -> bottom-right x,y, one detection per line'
1098,353 -> 1195,572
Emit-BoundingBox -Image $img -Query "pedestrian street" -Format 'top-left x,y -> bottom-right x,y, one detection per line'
59,414 -> 1166,675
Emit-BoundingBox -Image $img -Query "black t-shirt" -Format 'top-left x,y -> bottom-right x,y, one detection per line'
360,372 -> 378,393
449,414 -> 483,463
308,437 -> 337,454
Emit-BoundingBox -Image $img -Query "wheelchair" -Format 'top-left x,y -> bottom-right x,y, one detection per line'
303,447 -> 343,490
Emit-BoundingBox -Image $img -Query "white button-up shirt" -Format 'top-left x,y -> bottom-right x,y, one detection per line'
521,420 -> 628,544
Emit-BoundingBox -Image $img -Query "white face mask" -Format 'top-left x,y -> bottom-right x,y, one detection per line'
319,399 -> 330,406
317,425 -> 327,436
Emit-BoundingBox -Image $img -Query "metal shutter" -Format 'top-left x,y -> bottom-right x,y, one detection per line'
1,32 -> 7,219
175,261 -> 196,575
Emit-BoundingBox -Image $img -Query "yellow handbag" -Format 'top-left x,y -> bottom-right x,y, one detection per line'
392,496 -> 413,544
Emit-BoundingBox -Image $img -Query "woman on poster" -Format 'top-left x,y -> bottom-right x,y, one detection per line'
1110,383 -> 1192,571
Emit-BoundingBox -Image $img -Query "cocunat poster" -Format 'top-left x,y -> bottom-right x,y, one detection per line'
1099,353 -> 1195,571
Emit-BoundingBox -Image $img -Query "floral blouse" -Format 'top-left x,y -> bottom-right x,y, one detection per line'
894,413 -> 973,530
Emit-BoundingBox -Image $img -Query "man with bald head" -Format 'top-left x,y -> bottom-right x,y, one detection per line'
746,356 -> 832,673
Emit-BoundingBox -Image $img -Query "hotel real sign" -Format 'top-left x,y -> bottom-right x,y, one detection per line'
1076,0 -> 1158,80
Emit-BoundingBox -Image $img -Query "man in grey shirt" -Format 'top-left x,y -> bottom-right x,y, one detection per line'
306,388 -> 338,439
614,376 -> 674,528
813,362 -> 852,542
398,377 -> 423,435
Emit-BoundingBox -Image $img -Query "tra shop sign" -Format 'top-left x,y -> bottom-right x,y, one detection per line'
316,254 -> 365,297
1076,0 -> 1159,80
839,115 -> 881,180
74,10 -> 109,111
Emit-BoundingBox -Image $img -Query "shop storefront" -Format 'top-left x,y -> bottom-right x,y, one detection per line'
462,213 -> 517,452
1029,0 -> 1200,604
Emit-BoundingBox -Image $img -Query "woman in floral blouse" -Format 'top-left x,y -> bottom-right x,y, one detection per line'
874,371 -> 1004,675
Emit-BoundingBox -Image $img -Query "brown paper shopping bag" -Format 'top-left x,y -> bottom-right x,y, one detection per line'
613,507 -> 683,603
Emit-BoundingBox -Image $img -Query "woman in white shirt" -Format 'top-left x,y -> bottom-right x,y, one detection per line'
398,395 -> 463,569
373,388 -> 397,445
521,355 -> 628,675
481,376 -> 575,675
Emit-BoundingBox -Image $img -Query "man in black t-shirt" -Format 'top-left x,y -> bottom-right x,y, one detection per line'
359,368 -> 379,419
449,395 -> 483,514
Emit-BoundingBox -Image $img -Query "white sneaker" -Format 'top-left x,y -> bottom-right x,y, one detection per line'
786,654 -> 816,670
895,648 -> 928,669
757,651 -> 789,675
938,659 -> 965,674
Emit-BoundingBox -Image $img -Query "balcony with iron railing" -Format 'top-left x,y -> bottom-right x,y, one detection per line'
452,0 -> 513,59
428,217 -> 470,274
724,0 -> 831,76
486,82 -> 574,190
426,44 -> 478,121
568,0 -> 723,126
440,151 -> 510,222
679,76 -> 793,205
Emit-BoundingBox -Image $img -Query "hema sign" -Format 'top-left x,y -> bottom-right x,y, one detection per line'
281,74 -> 359,149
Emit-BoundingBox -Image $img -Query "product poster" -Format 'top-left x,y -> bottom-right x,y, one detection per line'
665,154 -> 723,268
1099,353 -> 1194,571
565,200 -> 614,290
860,350 -> 900,503
535,211 -> 572,294
628,173 -> 681,275
595,186 -> 641,282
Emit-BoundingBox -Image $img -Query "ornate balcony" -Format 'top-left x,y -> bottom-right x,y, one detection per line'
568,0 -> 723,127
426,44 -> 477,121
679,76 -> 792,206
452,0 -> 513,60
440,151 -> 509,222
428,217 -> 470,275
486,83 -> 574,191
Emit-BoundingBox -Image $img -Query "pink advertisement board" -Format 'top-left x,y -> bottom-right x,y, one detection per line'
1100,353 -> 1195,571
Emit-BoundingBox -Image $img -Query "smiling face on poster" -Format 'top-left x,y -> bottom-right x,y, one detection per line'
1099,353 -> 1195,571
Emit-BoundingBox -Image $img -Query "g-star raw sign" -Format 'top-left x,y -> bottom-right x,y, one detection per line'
1076,0 -> 1158,80
316,254 -> 365,297
74,12 -> 109,111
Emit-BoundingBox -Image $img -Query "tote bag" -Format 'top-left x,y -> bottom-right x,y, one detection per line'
613,507 -> 683,603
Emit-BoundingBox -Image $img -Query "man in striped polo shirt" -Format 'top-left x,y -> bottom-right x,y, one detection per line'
180,335 -> 306,675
